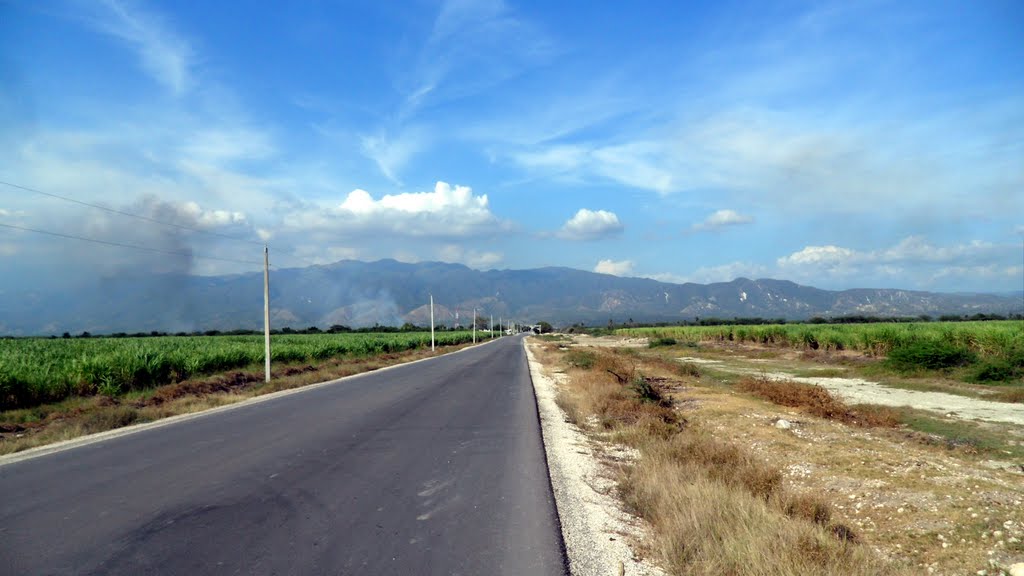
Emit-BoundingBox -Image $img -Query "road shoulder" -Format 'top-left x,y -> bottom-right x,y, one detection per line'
525,339 -> 665,576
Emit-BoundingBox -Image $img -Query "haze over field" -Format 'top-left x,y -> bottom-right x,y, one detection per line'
1,1 -> 1022,300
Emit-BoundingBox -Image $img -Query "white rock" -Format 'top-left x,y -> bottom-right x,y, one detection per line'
775,419 -> 792,430
1009,563 -> 1024,576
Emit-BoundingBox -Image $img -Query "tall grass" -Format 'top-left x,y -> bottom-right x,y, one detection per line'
0,332 -> 476,410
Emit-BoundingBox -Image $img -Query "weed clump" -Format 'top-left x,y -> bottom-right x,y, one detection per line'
648,337 -> 678,348
565,349 -> 596,370
736,377 -> 902,428
630,374 -> 671,407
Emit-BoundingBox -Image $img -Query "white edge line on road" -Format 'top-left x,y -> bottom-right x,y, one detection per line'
0,337 -> 505,468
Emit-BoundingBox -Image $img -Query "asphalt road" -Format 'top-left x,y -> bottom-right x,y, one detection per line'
0,335 -> 568,575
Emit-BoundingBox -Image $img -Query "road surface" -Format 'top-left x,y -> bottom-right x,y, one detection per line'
0,335 -> 568,575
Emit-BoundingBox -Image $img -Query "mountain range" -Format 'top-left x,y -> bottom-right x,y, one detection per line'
1,259 -> 1021,335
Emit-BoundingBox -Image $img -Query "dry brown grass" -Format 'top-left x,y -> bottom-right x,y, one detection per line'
541,342 -> 901,575
619,452 -> 891,576
0,344 -> 469,455
993,388 -> 1024,403
736,376 -> 902,428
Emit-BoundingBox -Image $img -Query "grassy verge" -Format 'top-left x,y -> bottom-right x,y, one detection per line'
540,343 -> 897,575
0,342 -> 473,456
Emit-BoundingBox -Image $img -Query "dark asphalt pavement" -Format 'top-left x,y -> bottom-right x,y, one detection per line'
0,335 -> 568,575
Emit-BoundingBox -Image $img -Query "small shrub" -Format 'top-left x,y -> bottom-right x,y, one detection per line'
565,349 -> 596,370
675,362 -> 702,378
631,374 -> 671,407
971,360 -> 1020,382
648,337 -> 677,348
781,491 -> 833,526
885,341 -> 976,372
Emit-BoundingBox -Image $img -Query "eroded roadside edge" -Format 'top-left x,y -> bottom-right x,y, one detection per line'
524,339 -> 665,576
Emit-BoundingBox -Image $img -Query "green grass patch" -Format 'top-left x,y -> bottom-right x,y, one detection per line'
565,349 -> 597,370
893,408 -> 1024,460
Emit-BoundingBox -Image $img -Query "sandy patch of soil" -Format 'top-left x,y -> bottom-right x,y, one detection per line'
678,357 -> 1024,426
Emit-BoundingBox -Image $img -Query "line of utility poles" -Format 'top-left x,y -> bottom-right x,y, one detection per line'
263,253 -> 518,384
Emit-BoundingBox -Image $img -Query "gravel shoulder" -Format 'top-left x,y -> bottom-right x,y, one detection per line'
525,341 -> 665,576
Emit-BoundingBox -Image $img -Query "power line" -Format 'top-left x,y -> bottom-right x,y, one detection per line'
0,222 -> 263,266
0,180 -> 266,246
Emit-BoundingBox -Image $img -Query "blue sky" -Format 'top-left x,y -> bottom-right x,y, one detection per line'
1,0 -> 1022,293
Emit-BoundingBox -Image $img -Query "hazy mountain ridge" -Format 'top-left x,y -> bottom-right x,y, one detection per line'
1,259 -> 1021,335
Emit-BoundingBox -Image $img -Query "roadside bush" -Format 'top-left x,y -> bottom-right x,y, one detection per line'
631,373 -> 671,407
565,349 -> 596,370
885,341 -> 976,372
970,360 -> 1021,383
970,347 -> 1024,383
648,337 -> 677,348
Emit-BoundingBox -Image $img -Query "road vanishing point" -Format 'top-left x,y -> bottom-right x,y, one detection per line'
0,335 -> 569,575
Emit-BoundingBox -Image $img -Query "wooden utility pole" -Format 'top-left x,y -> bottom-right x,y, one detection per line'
430,294 -> 435,351
263,245 -> 271,383
473,307 -> 477,343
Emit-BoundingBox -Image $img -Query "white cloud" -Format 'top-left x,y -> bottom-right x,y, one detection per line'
177,201 -> 247,229
777,245 -> 859,267
647,261 -> 769,285
438,244 -> 503,269
594,259 -> 634,276
775,237 -> 1021,288
287,181 -> 500,238
692,209 -> 754,232
558,209 -> 623,241
89,0 -> 193,95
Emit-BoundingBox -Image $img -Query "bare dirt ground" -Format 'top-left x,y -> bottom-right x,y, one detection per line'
534,334 -> 1024,576
677,356 -> 1024,426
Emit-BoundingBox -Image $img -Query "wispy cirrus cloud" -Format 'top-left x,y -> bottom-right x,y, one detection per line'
357,0 -> 555,182
84,0 -> 194,95
359,127 -> 430,185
